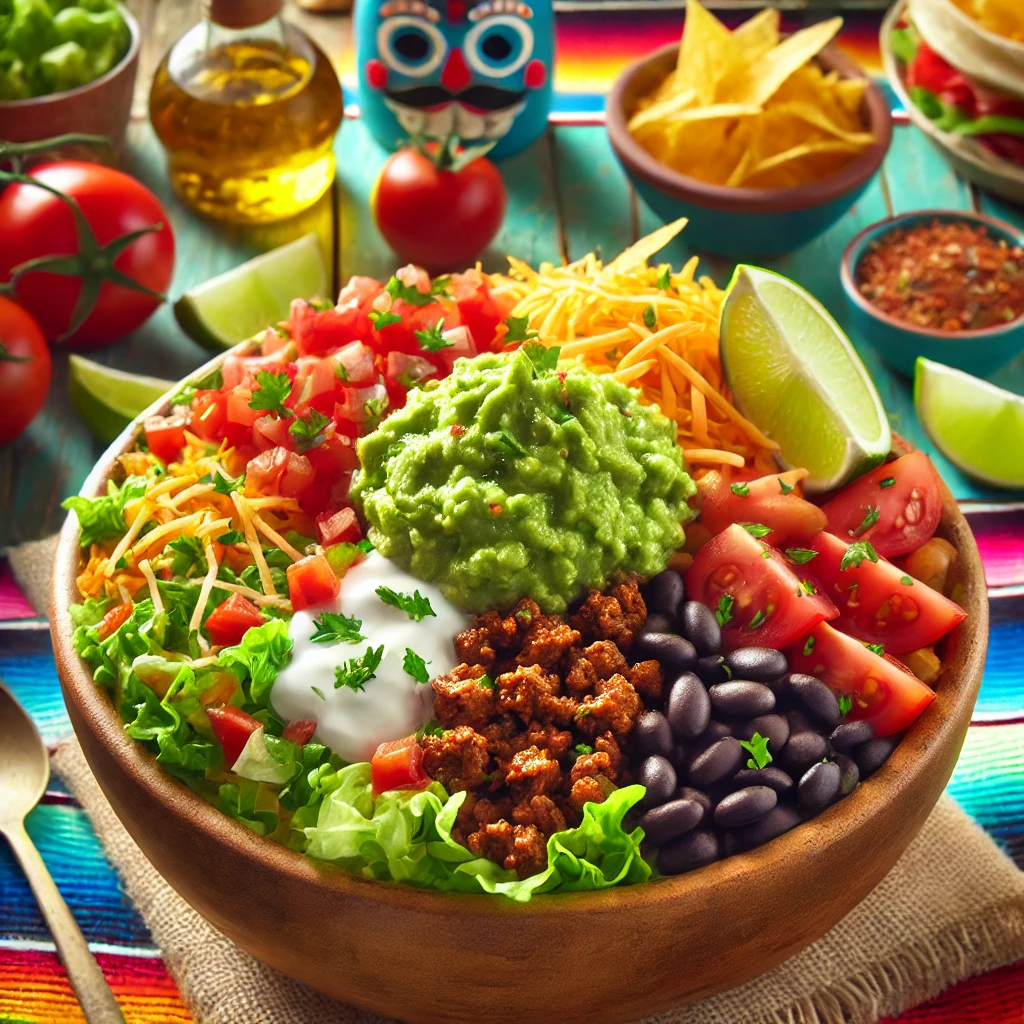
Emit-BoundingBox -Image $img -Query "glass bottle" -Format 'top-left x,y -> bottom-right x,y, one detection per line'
150,0 -> 343,224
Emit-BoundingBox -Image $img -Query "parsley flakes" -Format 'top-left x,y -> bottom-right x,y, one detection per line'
852,506 -> 880,537
414,319 -> 453,353
730,482 -> 750,497
840,541 -> 879,571
334,645 -> 384,692
642,304 -> 657,330
864,642 -> 884,655
288,409 -> 330,450
785,548 -> 818,565
369,309 -> 402,329
504,315 -> 539,343
248,371 -> 292,418
802,634 -> 816,656
880,477 -> 896,489
715,593 -> 734,627
656,265 -> 671,290
739,732 -> 772,770
310,611 -> 366,645
778,478 -> 794,494
403,648 -> 431,684
838,694 -> 853,716
740,522 -> 772,538
900,575 -> 915,586
384,275 -> 448,306
375,586 -> 435,621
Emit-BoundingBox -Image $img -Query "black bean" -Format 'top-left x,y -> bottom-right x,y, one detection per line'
787,674 -> 842,728
833,753 -> 860,796
639,755 -> 677,808
644,613 -> 674,635
676,786 -> 712,823
797,761 -> 842,812
656,830 -> 719,875
639,798 -> 704,845
641,570 -> 685,618
786,709 -> 813,736
736,714 -> 790,754
714,786 -> 777,828
830,720 -> 875,753
688,736 -> 744,787
690,719 -> 733,757
780,731 -> 828,772
731,766 -> 794,794
670,742 -> 689,774
724,647 -> 788,682
856,735 -> 901,779
678,601 -> 721,656
634,710 -> 674,759
708,681 -> 776,718
736,804 -> 801,849
632,632 -> 698,675
696,654 -> 731,686
666,672 -> 711,739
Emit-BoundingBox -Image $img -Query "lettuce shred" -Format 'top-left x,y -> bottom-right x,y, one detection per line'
62,475 -> 149,547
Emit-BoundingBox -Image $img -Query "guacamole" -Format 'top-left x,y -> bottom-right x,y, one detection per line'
351,349 -> 696,613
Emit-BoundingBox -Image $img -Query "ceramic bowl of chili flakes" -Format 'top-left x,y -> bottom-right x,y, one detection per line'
840,208 -> 1024,377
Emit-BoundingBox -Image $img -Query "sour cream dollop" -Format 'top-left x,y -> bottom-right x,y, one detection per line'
271,551 -> 471,762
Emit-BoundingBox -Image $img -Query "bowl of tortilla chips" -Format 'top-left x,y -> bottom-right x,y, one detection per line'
606,0 -> 892,256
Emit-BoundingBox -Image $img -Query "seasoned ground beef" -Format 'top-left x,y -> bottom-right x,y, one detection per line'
421,581 -> 660,879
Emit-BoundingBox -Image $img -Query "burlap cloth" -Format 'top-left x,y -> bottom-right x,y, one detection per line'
15,536 -> 1024,1023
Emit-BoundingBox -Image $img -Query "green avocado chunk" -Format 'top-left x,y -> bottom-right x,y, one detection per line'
351,349 -> 696,614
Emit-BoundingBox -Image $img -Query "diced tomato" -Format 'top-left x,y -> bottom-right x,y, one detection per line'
685,523 -> 838,651
261,325 -> 291,354
331,341 -> 376,386
283,719 -> 317,746
245,446 -> 314,498
787,622 -> 936,737
908,42 -> 976,112
371,735 -> 429,796
450,268 -> 514,352
290,299 -> 371,357
386,350 -> 437,387
293,355 -> 337,410
697,470 -> 827,545
204,593 -> 265,648
190,389 -> 228,443
251,414 -> 293,452
337,275 -> 384,311
206,705 -> 262,768
97,601 -> 133,640
334,383 -> 388,425
225,385 -> 260,428
804,531 -> 966,654
287,553 -> 341,611
821,451 -> 943,558
316,506 -> 362,547
144,414 -> 187,464
375,300 -> 448,357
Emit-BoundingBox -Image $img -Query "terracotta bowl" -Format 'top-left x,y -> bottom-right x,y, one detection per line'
0,4 -> 139,155
606,42 -> 893,257
51,351 -> 988,1024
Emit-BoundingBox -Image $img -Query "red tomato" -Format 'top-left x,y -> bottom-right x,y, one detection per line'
697,471 -> 827,545
96,601 -> 133,640
372,146 -> 507,272
251,414 -> 293,452
804,531 -> 966,654
190,390 -> 228,443
371,735 -> 429,796
144,414 -> 187,464
206,705 -> 262,768
245,446 -> 314,498
0,297 -> 51,445
685,523 -> 838,651
225,386 -> 260,428
0,162 -> 175,349
290,299 -> 371,357
821,452 -> 943,558
316,506 -> 362,547
787,622 -> 936,737
287,553 -> 341,611
204,594 -> 265,648
283,719 -> 317,746
908,42 -> 976,112
450,268 -> 515,353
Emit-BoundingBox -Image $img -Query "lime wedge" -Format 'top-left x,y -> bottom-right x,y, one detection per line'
719,265 -> 890,493
174,232 -> 329,351
915,357 -> 1024,489
69,355 -> 174,443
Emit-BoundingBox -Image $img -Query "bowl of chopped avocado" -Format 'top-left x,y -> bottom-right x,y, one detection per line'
0,0 -> 139,153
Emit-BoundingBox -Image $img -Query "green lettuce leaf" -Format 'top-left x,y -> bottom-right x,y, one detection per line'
953,114 -> 1024,138
62,474 -> 149,547
69,595 -> 113,628
890,25 -> 918,66
215,617 -> 293,707
230,727 -> 302,785
217,779 -> 279,836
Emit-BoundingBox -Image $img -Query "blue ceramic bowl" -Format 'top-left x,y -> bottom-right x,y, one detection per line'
840,209 -> 1024,378
606,44 -> 892,257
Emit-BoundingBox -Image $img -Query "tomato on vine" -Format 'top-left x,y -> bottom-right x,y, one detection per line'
0,297 -> 52,445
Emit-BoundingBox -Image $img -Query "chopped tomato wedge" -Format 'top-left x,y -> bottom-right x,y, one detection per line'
821,451 -> 943,558
787,622 -> 936,737
287,553 -> 341,611
805,532 -> 966,654
316,506 -> 362,547
283,719 -> 317,746
371,735 -> 429,796
97,601 -> 133,640
144,414 -> 187,464
697,470 -> 827,545
204,593 -> 265,648
189,389 -> 228,443
206,705 -> 262,768
685,523 -> 838,652
244,446 -> 315,498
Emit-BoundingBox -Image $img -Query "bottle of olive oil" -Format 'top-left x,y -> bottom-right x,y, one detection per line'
150,0 -> 343,224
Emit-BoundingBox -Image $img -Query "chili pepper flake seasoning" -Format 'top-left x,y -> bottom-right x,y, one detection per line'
855,220 -> 1024,332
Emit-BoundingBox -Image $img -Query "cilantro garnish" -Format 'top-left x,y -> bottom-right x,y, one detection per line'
403,648 -> 431,684
656,265 -> 671,290
288,409 -> 330,450
334,644 -> 385,692
311,685 -> 326,701
249,371 -> 292,418
730,481 -> 750,497
741,522 -> 772,538
211,471 -> 244,494
385,275 -> 445,307
357,539 -> 374,554
853,506 -> 881,536
800,578 -> 817,595
715,593 -> 734,627
375,586 -> 435,621
778,478 -> 794,494
504,315 -> 539,343
840,540 -> 879,571
900,575 -> 914,586
476,674 -> 496,691
864,641 -> 884,655
574,743 -> 595,755
802,634 -> 816,656
739,732 -> 772,770
523,342 -> 560,373
838,694 -> 853,715
369,309 -> 402,329
642,304 -> 657,330
310,611 -> 366,645
414,319 -> 453,353
216,530 -> 244,545
785,548 -> 818,565
748,608 -> 766,629
880,477 -> 896,489
494,428 -> 528,458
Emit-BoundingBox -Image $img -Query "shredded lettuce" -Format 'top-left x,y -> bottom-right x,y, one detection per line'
215,617 -> 293,707
62,474 -> 149,547
231,727 -> 302,785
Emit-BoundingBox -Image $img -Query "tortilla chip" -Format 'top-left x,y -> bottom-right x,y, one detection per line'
605,218 -> 689,273
677,0 -> 736,104
629,87 -> 698,136
764,101 -> 874,146
731,7 -> 781,65
737,139 -> 863,187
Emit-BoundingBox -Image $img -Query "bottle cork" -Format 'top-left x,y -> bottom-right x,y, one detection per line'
205,0 -> 284,28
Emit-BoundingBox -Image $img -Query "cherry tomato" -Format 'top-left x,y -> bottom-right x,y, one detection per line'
287,553 -> 341,611
685,523 -> 838,651
821,452 -> 943,558
144,414 -> 187,464
204,594 -> 266,648
372,146 -> 507,272
206,705 -> 262,768
371,735 -> 429,796
0,162 -> 175,349
787,622 -> 936,737
96,601 -> 133,641
283,719 -> 318,746
0,297 -> 51,445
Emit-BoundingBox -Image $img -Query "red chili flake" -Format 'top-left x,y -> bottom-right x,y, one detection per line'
450,424 -> 466,436
855,219 -> 1024,331
489,503 -> 503,515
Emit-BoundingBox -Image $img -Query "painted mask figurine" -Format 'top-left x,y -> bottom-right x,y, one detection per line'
355,0 -> 554,161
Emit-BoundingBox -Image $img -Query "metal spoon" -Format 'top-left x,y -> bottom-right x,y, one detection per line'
0,682 -> 126,1024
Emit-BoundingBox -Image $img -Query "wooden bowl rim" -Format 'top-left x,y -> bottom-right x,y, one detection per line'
605,41 -> 893,215
51,345 -> 989,918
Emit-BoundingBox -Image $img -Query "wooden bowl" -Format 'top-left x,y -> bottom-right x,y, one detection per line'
0,4 -> 139,155
51,352 -> 988,1024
